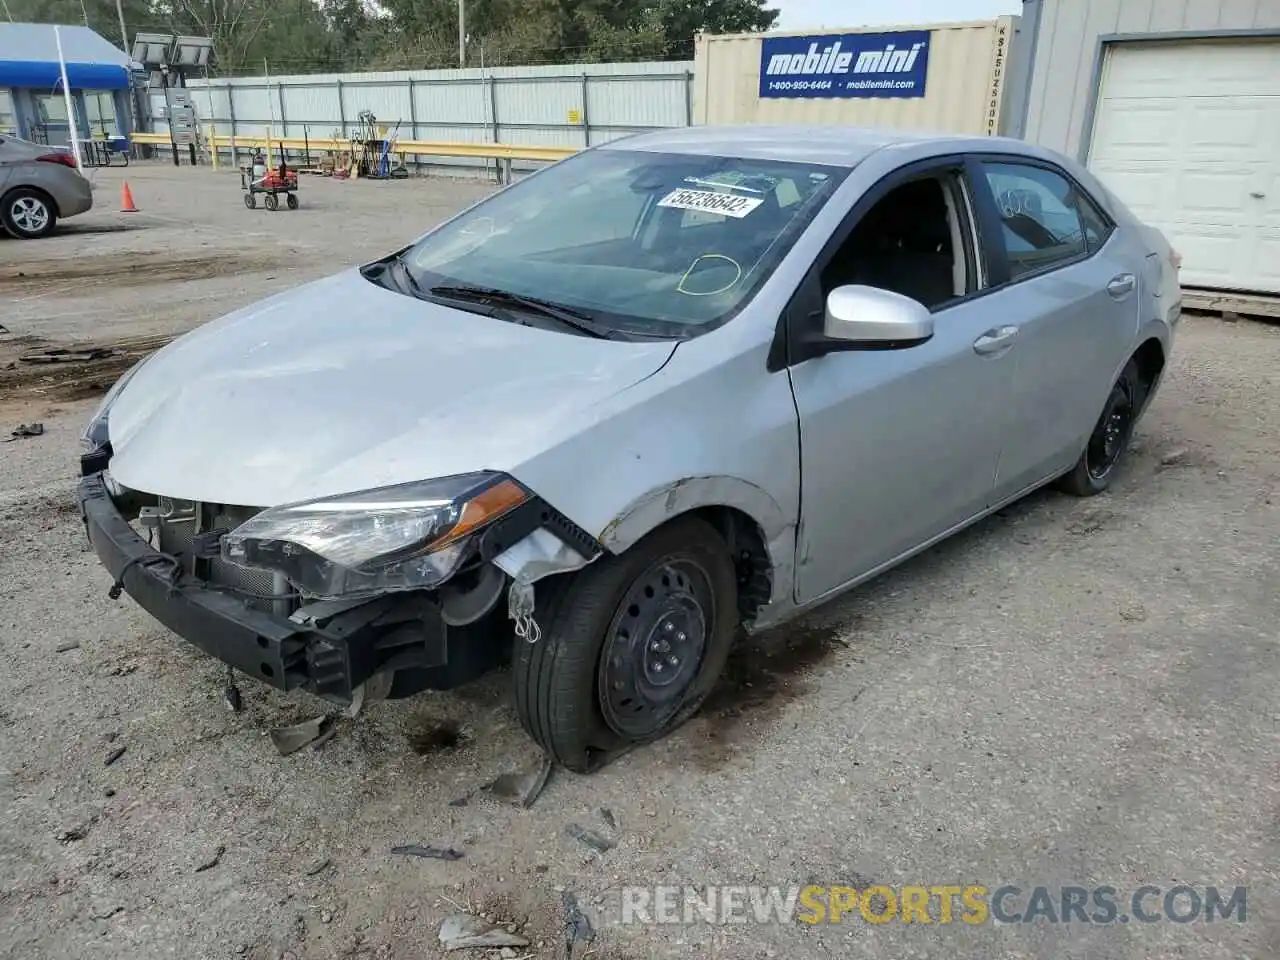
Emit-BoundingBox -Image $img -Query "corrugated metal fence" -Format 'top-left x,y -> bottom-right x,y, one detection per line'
149,61 -> 695,175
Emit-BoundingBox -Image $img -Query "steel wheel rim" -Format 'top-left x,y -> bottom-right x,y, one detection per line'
598,558 -> 713,739
11,197 -> 49,233
1086,380 -> 1134,481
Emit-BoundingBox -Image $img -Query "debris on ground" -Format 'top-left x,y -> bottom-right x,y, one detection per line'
310,726 -> 339,751
562,891 -> 595,956
346,670 -> 393,718
2,423 -> 44,442
89,905 -> 124,920
55,641 -> 80,653
438,914 -> 530,952
599,807 -> 617,830
482,754 -> 553,809
55,823 -> 92,843
448,795 -> 470,807
390,844 -> 464,861
104,746 -> 126,766
564,823 -> 614,854
20,347 -> 122,364
194,844 -> 226,872
304,856 -> 331,876
270,716 -> 332,756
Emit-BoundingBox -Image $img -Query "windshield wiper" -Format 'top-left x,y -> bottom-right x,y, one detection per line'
392,252 -> 427,297
428,284 -> 617,340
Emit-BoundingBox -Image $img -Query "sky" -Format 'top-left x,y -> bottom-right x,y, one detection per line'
774,0 -> 1024,30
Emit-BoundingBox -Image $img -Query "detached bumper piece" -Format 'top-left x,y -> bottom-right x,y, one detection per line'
77,473 -> 503,704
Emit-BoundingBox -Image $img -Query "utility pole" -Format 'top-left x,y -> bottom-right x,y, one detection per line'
458,0 -> 466,68
115,0 -> 128,55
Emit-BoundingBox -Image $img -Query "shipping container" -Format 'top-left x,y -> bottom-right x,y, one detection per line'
693,17 -> 1019,137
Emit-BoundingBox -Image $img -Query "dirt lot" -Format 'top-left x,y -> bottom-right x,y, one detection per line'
2,164 -> 1278,960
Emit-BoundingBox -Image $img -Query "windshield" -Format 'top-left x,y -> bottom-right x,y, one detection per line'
401,148 -> 848,337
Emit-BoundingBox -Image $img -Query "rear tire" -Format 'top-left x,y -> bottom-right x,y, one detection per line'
243,193 -> 256,209
286,193 -> 299,210
512,516 -> 738,773
2,188 -> 57,238
1058,359 -> 1141,497
264,193 -> 279,211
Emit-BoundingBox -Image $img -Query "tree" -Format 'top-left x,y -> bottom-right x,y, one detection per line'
654,0 -> 779,55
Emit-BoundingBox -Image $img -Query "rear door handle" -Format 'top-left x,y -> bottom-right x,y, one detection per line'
1107,274 -> 1136,299
973,325 -> 1019,356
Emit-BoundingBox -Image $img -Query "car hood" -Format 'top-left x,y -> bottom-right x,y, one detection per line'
107,269 -> 677,506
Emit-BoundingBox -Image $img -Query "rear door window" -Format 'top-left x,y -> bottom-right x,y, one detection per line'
980,162 -> 1107,280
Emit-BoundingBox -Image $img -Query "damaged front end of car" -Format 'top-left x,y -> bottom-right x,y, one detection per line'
76,401 -> 603,706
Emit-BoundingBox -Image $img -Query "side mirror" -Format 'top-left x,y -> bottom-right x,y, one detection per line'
824,285 -> 934,348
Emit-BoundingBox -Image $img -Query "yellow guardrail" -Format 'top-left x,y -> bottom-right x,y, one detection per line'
130,131 -> 577,164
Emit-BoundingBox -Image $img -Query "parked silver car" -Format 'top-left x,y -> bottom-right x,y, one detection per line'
77,126 -> 1181,771
0,135 -> 93,238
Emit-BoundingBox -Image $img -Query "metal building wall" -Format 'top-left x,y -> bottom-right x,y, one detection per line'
693,18 -> 1019,135
147,61 -> 694,175
1022,0 -> 1280,159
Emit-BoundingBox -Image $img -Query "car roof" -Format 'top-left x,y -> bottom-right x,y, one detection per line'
602,124 -> 986,168
602,125 -> 1069,172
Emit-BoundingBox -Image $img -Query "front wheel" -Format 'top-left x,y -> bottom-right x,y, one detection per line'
264,193 -> 279,211
1058,359 -> 1140,497
512,516 -> 738,773
286,193 -> 299,210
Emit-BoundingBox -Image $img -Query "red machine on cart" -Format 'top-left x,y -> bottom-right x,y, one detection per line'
242,153 -> 299,211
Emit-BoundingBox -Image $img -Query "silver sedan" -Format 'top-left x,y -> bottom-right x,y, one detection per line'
0,134 -> 93,238
78,126 -> 1181,771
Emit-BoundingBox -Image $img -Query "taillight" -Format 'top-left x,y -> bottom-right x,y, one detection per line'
36,152 -> 78,168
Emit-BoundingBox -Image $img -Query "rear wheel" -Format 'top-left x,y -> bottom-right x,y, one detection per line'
264,193 -> 279,211
243,193 -> 256,209
286,193 -> 299,210
513,516 -> 738,773
2,188 -> 57,238
1058,359 -> 1140,497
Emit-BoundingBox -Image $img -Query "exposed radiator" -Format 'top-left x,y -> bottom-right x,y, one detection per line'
156,498 -> 294,616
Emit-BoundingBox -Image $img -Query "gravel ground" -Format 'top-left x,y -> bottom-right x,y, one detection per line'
2,164 -> 1279,960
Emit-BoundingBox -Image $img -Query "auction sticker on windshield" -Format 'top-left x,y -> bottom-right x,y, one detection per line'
658,188 -> 764,218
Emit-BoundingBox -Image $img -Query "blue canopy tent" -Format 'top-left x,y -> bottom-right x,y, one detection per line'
0,23 -> 138,144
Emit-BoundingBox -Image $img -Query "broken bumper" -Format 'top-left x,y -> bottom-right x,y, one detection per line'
77,472 -> 465,703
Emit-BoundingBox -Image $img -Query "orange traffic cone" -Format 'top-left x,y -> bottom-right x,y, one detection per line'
120,182 -> 138,213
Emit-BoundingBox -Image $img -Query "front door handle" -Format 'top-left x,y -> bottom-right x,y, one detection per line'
1107,274 -> 1136,299
973,325 -> 1019,356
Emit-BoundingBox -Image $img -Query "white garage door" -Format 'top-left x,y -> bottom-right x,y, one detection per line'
1088,39 -> 1280,294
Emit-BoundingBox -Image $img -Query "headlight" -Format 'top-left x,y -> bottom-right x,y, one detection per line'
80,357 -> 148,452
221,473 -> 528,599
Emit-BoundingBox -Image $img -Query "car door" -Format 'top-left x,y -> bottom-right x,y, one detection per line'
0,137 -> 17,191
785,158 -> 1010,605
968,157 -> 1142,500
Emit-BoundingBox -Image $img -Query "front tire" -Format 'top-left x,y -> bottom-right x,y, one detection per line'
1058,359 -> 1140,497
513,516 -> 738,773
3,189 -> 57,238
